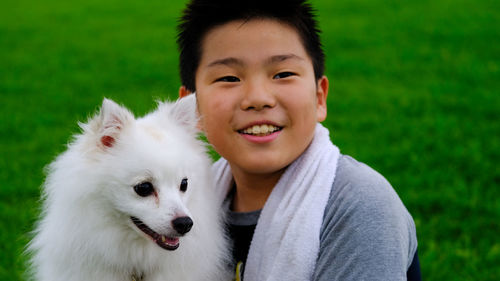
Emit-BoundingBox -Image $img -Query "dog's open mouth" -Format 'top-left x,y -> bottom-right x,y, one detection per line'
131,217 -> 180,251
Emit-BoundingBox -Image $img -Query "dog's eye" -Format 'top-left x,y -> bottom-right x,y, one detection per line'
180,178 -> 188,193
134,182 -> 154,197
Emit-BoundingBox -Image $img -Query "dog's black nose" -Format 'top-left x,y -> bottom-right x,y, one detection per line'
172,216 -> 193,235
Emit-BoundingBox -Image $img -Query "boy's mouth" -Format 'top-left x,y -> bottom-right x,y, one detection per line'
239,124 -> 282,136
131,217 -> 180,251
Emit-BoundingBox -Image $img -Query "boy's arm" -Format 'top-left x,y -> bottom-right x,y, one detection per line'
313,155 -> 418,281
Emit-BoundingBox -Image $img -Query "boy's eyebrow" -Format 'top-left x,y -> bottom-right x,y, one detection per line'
206,54 -> 304,68
207,57 -> 244,68
267,54 -> 305,64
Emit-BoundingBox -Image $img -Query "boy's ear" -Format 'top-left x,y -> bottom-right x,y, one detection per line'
97,98 -> 134,149
179,85 -> 192,98
316,76 -> 329,122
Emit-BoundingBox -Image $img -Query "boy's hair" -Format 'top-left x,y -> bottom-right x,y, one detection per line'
177,0 -> 325,92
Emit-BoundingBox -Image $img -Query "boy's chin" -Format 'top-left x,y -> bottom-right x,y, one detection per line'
232,159 -> 290,176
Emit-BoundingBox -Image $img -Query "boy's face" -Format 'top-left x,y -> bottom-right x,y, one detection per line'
191,18 -> 328,178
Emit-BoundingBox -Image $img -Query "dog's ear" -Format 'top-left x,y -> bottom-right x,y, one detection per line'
168,94 -> 199,133
97,98 -> 134,148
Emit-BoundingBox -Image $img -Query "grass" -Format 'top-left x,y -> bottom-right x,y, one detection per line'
1,0 -> 498,279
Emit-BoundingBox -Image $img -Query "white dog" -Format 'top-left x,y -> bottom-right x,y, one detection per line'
27,96 -> 230,281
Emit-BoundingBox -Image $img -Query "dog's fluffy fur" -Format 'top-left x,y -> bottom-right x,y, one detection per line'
27,96 -> 230,280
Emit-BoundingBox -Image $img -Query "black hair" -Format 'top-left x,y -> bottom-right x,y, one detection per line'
177,0 -> 325,92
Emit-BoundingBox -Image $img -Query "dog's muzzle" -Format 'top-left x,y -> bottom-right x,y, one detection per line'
130,216 -> 192,251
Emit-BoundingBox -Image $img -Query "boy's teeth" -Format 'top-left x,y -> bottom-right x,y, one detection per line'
243,124 -> 279,135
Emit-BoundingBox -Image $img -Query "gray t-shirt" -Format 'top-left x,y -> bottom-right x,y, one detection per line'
227,154 -> 418,280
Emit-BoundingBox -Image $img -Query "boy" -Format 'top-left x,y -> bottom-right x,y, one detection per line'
176,0 -> 421,280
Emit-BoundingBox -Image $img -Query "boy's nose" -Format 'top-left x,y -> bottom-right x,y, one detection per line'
240,80 -> 276,111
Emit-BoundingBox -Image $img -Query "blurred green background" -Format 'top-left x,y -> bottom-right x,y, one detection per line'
1,0 -> 498,280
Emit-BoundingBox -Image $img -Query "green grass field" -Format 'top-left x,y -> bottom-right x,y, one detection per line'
1,0 -> 498,279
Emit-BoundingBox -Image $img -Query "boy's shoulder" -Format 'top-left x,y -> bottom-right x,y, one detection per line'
325,153 -> 417,250
334,154 -> 392,192
316,154 -> 418,279
324,154 -> 415,230
329,154 -> 407,212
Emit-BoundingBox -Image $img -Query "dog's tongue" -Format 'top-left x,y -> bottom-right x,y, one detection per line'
156,235 -> 180,251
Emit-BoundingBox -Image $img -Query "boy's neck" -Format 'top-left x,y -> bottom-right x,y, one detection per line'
230,167 -> 285,212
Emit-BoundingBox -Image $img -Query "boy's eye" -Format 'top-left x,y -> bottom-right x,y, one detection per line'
273,72 -> 296,79
215,76 -> 240,83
